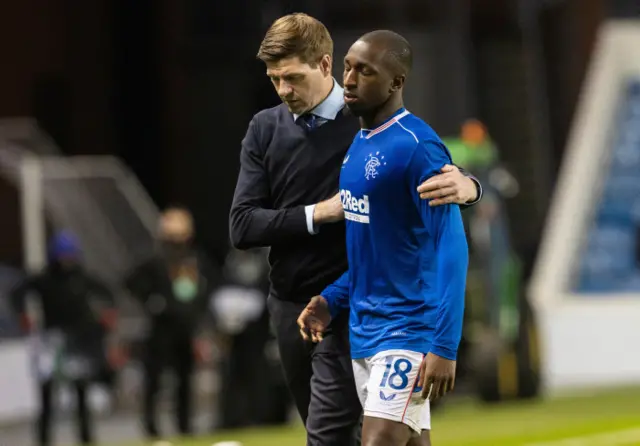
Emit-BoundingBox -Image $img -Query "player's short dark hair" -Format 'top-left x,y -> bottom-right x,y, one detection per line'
360,30 -> 413,76
257,13 -> 333,67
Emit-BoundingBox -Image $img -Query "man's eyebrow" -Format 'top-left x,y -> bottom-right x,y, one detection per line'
268,71 -> 303,78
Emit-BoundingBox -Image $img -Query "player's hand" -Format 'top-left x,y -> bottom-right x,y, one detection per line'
313,193 -> 344,225
417,165 -> 478,206
419,352 -> 456,401
297,295 -> 331,343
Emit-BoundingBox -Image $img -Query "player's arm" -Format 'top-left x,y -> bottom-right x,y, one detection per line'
229,117 -> 312,249
298,270 -> 350,343
409,140 -> 469,398
410,141 -> 469,358
428,203 -> 468,359
320,270 -> 350,318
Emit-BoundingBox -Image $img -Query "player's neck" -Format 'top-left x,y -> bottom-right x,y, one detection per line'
360,95 -> 404,130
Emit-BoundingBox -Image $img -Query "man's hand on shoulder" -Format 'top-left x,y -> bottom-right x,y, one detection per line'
313,192 -> 344,225
417,164 -> 478,206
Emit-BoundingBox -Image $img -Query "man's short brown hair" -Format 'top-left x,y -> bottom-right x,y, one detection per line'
257,13 -> 333,66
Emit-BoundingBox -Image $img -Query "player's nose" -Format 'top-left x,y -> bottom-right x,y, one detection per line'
343,69 -> 357,89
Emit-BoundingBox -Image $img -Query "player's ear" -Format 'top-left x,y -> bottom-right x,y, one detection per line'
319,54 -> 332,77
390,74 -> 405,93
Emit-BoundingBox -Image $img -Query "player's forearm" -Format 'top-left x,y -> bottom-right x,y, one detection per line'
431,234 -> 469,360
229,205 -> 310,250
321,270 -> 350,318
321,292 -> 349,319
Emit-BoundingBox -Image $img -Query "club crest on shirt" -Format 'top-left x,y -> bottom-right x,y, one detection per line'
364,152 -> 386,180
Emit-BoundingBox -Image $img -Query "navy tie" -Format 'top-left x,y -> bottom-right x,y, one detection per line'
298,113 -> 318,131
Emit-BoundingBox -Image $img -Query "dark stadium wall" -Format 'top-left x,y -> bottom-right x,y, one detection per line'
161,0 -> 270,258
540,0 -> 607,178
0,0 -> 114,156
111,0 -> 166,207
0,0 -> 115,266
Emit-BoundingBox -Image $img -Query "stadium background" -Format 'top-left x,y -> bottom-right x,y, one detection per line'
0,0 -> 639,445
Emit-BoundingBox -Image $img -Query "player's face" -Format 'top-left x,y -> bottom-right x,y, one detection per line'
342,40 -> 395,117
266,55 -> 332,115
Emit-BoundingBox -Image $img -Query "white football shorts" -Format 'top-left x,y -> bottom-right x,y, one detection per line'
352,349 -> 430,434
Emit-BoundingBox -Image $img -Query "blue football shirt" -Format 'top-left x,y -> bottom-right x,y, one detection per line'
321,108 -> 469,360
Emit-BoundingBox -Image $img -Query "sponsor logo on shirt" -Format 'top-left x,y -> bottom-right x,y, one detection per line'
340,189 -> 369,224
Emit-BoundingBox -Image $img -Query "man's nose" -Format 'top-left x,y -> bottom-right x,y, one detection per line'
278,82 -> 293,97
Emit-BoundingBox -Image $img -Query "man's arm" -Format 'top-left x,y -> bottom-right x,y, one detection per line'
123,261 -> 154,304
85,274 -> 118,329
9,275 -> 37,332
409,141 -> 469,360
85,275 -> 115,306
195,251 -> 222,329
456,166 -> 483,205
320,270 -> 350,318
417,164 -> 483,208
229,117 -> 311,249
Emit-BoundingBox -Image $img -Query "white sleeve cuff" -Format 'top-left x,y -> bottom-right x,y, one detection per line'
305,205 -> 319,235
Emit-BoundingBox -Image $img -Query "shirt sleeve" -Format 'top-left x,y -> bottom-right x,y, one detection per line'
408,140 -> 469,360
456,166 -> 483,206
304,205 -> 320,234
229,116 -> 311,249
321,270 -> 350,318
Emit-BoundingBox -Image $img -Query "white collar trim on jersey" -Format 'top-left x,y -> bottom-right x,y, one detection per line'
360,110 -> 411,139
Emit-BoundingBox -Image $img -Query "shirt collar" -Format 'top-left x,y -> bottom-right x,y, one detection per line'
293,79 -> 345,121
360,108 -> 410,139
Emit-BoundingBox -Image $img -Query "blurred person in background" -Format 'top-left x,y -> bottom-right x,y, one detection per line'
10,230 -> 117,446
210,246 -> 290,429
443,119 -> 522,388
230,13 -> 482,446
124,206 -> 219,441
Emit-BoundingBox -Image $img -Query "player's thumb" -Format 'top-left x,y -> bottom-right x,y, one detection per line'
297,311 -> 308,329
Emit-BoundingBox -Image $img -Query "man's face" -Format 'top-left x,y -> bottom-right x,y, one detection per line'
266,55 -> 332,115
461,119 -> 487,145
159,209 -> 193,244
342,40 -> 396,117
